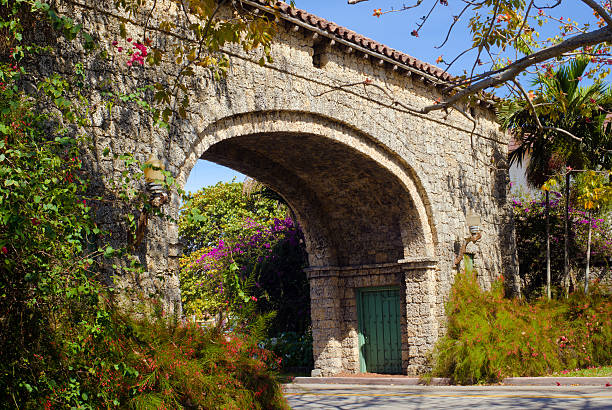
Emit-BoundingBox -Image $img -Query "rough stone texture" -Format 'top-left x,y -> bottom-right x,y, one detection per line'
49,0 -> 518,376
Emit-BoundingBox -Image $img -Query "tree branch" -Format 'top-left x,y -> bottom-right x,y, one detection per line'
542,126 -> 583,143
581,0 -> 612,27
422,26 -> 612,113
513,79 -> 543,130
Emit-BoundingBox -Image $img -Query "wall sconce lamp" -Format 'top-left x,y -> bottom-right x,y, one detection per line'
454,211 -> 482,271
131,154 -> 168,249
143,154 -> 168,207
466,211 -> 481,235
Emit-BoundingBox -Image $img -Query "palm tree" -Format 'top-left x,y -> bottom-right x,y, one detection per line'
499,58 -> 611,187
498,59 -> 612,297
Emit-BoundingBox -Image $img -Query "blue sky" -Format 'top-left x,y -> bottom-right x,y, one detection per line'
184,1 -> 596,193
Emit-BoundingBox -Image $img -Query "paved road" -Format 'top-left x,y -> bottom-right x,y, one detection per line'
284,384 -> 612,409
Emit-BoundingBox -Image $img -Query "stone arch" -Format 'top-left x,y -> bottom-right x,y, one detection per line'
176,110 -> 437,267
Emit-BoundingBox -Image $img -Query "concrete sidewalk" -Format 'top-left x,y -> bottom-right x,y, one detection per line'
290,376 -> 612,387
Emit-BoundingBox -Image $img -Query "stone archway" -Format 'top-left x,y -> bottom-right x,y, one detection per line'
177,111 -> 436,261
175,110 -> 440,375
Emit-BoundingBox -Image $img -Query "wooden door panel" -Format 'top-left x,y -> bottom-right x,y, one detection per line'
358,288 -> 402,374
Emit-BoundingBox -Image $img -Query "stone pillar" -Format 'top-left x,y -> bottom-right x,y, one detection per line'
399,258 -> 439,374
306,267 -> 343,376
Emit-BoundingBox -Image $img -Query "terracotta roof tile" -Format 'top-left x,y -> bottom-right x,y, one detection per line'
250,0 -> 452,82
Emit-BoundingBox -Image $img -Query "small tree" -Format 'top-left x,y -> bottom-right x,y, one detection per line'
575,170 -> 612,293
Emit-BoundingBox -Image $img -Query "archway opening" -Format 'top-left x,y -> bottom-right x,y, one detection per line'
179,158 -> 312,371
202,132 -> 422,267
175,112 -> 437,376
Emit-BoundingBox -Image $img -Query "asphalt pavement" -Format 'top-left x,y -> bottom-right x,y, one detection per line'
284,383 -> 612,409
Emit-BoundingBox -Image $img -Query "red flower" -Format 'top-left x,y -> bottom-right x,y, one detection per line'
1,246 -> 7,255
411,29 -> 419,37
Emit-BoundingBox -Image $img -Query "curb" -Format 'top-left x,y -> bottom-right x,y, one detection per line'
503,377 -> 612,386
289,376 -> 612,387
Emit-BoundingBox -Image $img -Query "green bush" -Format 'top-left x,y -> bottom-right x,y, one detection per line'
431,271 -> 612,384
0,82 -> 288,409
0,3 -> 288,406
261,331 -> 314,370
179,185 -> 310,335
512,189 -> 611,298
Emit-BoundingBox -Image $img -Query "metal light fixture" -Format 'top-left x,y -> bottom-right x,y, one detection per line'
144,154 -> 165,198
466,211 -> 481,235
131,154 -> 168,248
454,210 -> 482,269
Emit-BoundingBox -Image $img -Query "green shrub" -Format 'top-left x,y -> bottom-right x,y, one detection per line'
261,331 -> 314,370
0,92 -> 288,407
78,312 -> 288,409
511,189 -> 611,298
431,271 -> 612,384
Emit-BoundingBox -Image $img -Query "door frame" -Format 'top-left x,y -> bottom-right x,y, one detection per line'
356,286 -> 402,373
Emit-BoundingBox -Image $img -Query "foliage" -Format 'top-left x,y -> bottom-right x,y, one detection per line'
0,0 -> 288,407
0,75 -> 100,406
102,0 -> 277,123
551,365 -> 612,377
574,170 -> 612,212
431,270 -> 612,385
179,181 -> 285,253
83,311 -> 288,410
511,189 -> 611,298
260,331 -> 314,370
180,210 -> 310,335
360,0 -> 612,114
499,58 -> 612,187
250,217 -> 310,335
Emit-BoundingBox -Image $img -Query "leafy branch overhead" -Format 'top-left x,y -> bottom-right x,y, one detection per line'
64,0 -> 279,124
350,0 -> 612,115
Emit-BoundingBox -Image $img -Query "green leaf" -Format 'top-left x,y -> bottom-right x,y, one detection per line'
104,246 -> 115,258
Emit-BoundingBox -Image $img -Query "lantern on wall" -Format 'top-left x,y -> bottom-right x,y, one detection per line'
466,211 -> 481,235
144,154 -> 166,201
454,210 -> 482,269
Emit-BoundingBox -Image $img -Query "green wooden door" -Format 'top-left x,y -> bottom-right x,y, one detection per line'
357,287 -> 402,374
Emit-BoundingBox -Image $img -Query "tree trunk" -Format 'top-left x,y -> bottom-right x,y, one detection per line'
546,190 -> 551,300
585,210 -> 592,294
564,172 -> 570,297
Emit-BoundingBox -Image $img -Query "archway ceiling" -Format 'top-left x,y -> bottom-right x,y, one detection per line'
203,132 -> 416,266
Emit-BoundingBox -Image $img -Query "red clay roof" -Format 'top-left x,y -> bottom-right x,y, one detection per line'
250,0 -> 453,82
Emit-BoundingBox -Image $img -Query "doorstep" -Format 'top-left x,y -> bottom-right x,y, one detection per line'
291,377 -> 449,386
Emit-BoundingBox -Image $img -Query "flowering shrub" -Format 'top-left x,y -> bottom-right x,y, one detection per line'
431,271 -> 612,384
512,190 -> 611,297
180,215 -> 310,334
0,1 -> 285,407
32,306 -> 287,409
179,182 -> 283,253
